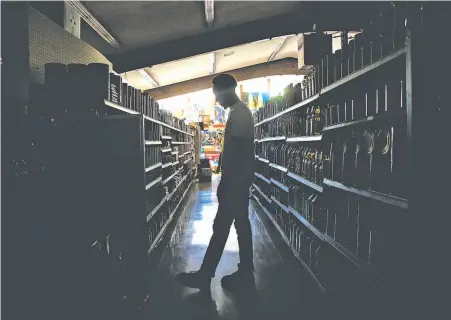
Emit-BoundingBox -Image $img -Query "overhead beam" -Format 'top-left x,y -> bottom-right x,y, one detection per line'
108,2 -> 385,73
145,58 -> 304,100
204,0 -> 214,28
268,36 -> 288,61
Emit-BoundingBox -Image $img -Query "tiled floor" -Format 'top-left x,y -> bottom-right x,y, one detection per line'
145,174 -> 319,320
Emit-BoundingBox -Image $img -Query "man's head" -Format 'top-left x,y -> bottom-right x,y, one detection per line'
212,74 -> 238,109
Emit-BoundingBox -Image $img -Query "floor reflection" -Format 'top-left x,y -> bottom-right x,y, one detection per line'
146,175 -> 316,320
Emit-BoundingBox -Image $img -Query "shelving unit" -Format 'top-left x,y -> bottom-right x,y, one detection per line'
105,99 -> 194,136
104,94 -> 197,262
253,8 -> 410,292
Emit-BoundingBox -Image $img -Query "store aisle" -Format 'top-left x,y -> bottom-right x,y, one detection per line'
146,174 -> 318,320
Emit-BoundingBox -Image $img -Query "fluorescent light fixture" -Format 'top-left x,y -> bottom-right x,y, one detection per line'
204,0 -> 215,28
139,69 -> 159,88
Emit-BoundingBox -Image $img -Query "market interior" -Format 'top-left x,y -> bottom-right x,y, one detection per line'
3,1 -> 448,319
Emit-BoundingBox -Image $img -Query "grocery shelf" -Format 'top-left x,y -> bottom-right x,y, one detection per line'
288,206 -> 326,241
183,158 -> 193,165
320,48 -> 407,95
254,172 -> 270,184
253,183 -> 272,204
254,94 -> 319,127
259,136 -> 286,143
145,162 -> 162,172
145,176 -> 162,190
323,109 -> 406,132
148,180 -> 194,255
287,207 -> 376,275
252,196 -> 326,293
104,99 -> 140,115
171,151 -> 179,155
287,172 -> 323,193
161,135 -> 172,140
161,162 -> 173,169
257,157 -> 270,164
183,151 -> 191,156
269,163 -> 288,173
145,140 -> 163,146
104,99 -> 194,136
162,171 -> 178,185
271,196 -> 289,213
161,148 -> 172,153
172,141 -> 191,145
252,49 -> 406,129
286,135 -> 322,142
323,117 -> 376,132
146,196 -> 167,222
323,179 -> 408,209
270,178 -> 289,193
167,170 -> 194,208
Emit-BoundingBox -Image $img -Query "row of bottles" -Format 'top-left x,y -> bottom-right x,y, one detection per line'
160,110 -> 189,133
254,73 -> 320,124
256,105 -> 323,139
324,66 -> 406,127
145,122 -> 161,141
44,62 -> 111,118
145,183 -> 166,216
290,147 -> 324,185
118,80 -> 160,119
44,63 -> 191,133
145,145 -> 162,169
324,123 -> 406,198
253,3 -> 407,125
255,157 -> 271,179
319,4 -> 406,90
290,185 -> 326,227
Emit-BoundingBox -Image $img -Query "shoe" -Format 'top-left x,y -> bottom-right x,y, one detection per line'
176,271 -> 211,290
221,269 -> 255,291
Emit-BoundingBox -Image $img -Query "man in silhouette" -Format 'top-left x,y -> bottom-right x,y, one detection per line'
177,74 -> 255,292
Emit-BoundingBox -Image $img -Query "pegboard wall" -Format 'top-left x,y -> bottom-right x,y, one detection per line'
28,5 -> 112,84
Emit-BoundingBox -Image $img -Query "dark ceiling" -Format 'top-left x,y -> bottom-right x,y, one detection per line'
83,1 -> 299,52
80,1 -> 386,73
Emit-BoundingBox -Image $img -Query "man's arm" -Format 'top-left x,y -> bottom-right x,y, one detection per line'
220,111 -> 252,186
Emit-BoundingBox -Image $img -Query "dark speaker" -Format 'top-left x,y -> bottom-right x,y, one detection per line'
199,122 -> 204,130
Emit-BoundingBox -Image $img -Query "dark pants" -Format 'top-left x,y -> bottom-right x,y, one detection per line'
200,186 -> 253,277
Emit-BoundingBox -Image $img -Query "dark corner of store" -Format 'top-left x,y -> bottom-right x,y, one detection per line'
2,1 -> 450,320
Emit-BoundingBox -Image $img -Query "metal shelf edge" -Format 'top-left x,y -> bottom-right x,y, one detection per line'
286,135 -> 322,142
323,179 -> 408,209
270,195 -> 289,213
252,184 -> 272,203
254,94 -> 319,127
162,172 -> 177,185
269,163 -> 288,173
145,162 -> 162,172
258,136 -> 287,143
146,196 -> 167,222
254,172 -> 271,184
145,140 -> 163,145
287,172 -> 323,193
145,176 -> 162,190
270,178 -> 289,192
